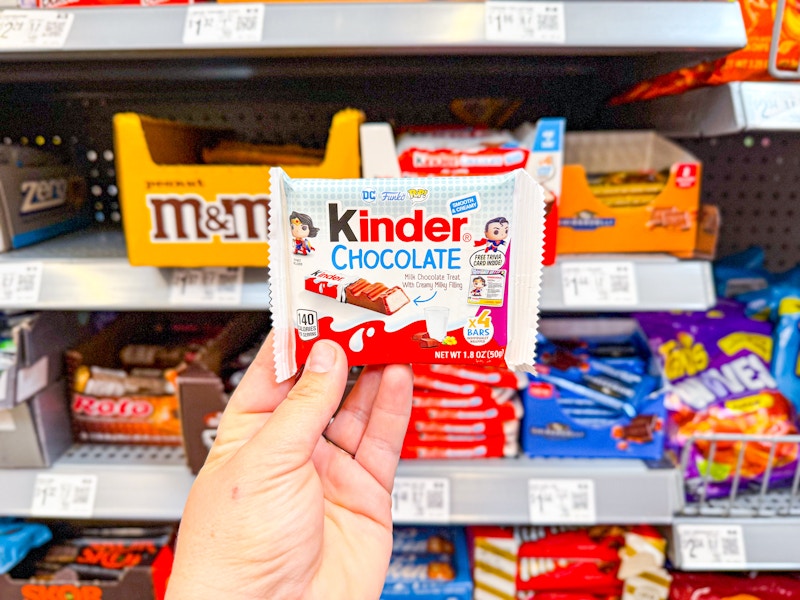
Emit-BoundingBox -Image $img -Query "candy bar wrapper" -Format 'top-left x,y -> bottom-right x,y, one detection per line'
269,167 -> 545,381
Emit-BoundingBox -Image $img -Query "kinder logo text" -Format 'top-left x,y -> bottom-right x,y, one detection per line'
146,194 -> 269,243
72,395 -> 154,419
20,179 -> 68,214
21,585 -> 102,600
328,204 -> 468,243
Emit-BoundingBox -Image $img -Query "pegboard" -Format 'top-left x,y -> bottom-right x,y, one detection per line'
679,132 -> 800,271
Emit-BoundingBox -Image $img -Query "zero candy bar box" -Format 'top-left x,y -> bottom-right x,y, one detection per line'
112,108 -> 362,267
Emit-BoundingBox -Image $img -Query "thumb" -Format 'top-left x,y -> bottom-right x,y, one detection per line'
254,340 -> 348,463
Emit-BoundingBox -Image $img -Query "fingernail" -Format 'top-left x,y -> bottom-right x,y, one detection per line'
307,341 -> 336,373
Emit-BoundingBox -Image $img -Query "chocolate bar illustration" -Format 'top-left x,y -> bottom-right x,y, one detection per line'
621,414 -> 659,443
305,270 -> 410,315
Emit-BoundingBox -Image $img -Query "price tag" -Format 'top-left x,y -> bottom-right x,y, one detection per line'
392,477 -> 450,523
486,2 -> 565,43
677,524 -> 747,569
0,263 -> 43,305
0,11 -> 73,49
31,474 -> 98,518
183,4 -> 264,45
528,479 -> 596,524
169,267 -> 244,306
561,262 -> 638,307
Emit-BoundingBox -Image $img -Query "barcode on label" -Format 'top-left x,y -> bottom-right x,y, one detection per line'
485,2 -> 565,43
31,474 -> 98,518
236,14 -> 257,32
183,5 -> 264,44
170,267 -> 244,306
392,477 -> 450,523
677,524 -> 747,567
0,11 -> 73,49
0,263 -> 42,304
561,262 -> 637,307
529,479 -> 596,524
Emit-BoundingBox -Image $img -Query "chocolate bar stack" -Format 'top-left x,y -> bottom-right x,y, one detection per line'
382,526 -> 473,600
402,364 -> 526,459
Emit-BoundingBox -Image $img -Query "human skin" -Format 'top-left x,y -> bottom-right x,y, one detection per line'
166,334 -> 413,600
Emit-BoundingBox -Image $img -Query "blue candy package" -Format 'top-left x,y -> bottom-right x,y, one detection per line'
383,527 -> 472,600
0,519 -> 52,574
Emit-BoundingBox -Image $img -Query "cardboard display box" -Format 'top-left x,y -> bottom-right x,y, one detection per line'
557,131 -> 718,258
0,145 -> 89,253
2,527 -> 174,600
521,318 -> 667,460
113,108 -> 364,267
0,380 -> 72,468
0,312 -> 92,468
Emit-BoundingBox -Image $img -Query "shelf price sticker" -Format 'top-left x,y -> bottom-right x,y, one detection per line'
485,2 -> 565,44
31,474 -> 98,518
392,477 -> 450,523
561,261 -> 638,307
183,4 -> 264,45
0,10 -> 73,49
677,524 -> 747,569
528,479 -> 596,524
0,262 -> 43,305
169,267 -> 244,306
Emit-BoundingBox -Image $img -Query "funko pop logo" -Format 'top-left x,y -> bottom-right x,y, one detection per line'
147,194 -> 269,242
72,395 -> 154,419
408,188 -> 429,204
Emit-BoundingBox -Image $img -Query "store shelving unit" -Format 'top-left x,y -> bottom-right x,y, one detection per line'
9,0 -> 800,577
0,444 -> 682,524
0,227 -> 716,311
0,2 -> 746,58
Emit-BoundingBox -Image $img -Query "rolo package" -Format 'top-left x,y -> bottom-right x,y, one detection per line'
268,168 -> 546,381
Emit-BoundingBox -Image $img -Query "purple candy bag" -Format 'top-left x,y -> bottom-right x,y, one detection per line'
636,304 -> 799,501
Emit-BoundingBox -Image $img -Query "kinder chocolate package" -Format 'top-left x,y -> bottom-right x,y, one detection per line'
269,168 -> 546,381
637,304 -> 798,499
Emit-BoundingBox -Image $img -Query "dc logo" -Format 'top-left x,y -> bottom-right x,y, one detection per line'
361,189 -> 377,202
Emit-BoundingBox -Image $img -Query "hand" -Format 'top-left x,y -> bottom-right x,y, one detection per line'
167,334 -> 413,600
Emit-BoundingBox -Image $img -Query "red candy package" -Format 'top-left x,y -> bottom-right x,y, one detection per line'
268,168 -> 545,380
670,572 -> 800,600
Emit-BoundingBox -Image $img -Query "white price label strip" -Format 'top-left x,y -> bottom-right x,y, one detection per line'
183,4 -> 264,45
0,10 -> 73,49
0,262 -> 43,305
677,524 -> 747,569
485,1 -> 565,43
31,474 -> 98,518
561,261 -> 638,307
529,479 -> 596,524
169,267 -> 244,306
392,477 -> 450,523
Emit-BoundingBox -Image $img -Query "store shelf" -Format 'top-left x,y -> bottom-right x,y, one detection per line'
540,254 -> 716,312
0,227 -> 270,310
609,82 -> 800,137
0,445 -> 683,523
0,2 -> 746,59
396,456 -> 683,525
0,228 -> 715,311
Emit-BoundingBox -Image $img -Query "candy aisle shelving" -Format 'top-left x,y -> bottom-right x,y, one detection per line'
1,0 -> 798,573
